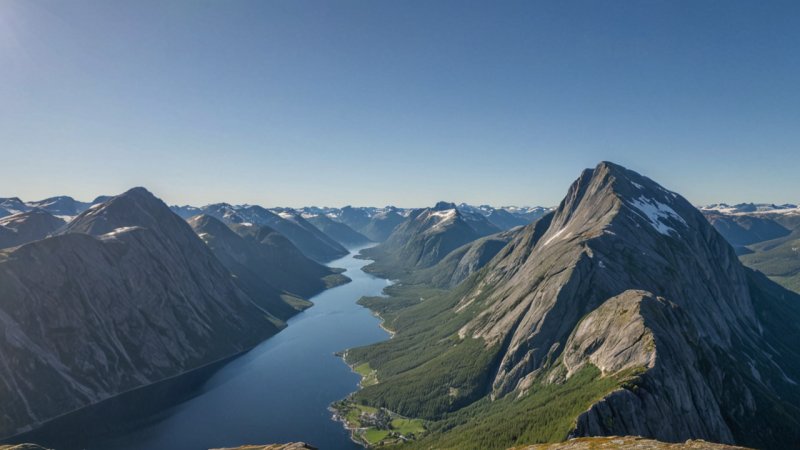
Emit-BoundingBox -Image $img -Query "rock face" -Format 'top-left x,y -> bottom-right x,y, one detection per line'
363,201 -> 501,274
0,188 -> 278,439
188,214 -> 349,319
451,162 -> 800,448
0,210 -> 65,249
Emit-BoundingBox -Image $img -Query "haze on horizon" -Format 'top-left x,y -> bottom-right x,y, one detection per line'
1,0 -> 799,208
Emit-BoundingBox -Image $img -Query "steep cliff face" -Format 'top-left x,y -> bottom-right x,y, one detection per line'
452,162 -> 800,447
0,188 -> 277,438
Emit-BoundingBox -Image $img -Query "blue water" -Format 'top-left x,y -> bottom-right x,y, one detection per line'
96,248 -> 390,450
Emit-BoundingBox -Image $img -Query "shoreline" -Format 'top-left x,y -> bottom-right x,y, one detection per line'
330,250 -> 396,448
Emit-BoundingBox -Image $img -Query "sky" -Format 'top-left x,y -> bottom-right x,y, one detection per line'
1,0 -> 798,208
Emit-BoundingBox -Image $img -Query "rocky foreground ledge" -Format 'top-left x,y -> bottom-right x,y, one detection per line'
0,443 -> 317,450
515,436 -> 751,449
210,444 -> 317,450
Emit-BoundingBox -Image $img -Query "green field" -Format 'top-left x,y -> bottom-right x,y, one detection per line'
363,428 -> 391,445
354,362 -> 379,387
390,418 -> 425,436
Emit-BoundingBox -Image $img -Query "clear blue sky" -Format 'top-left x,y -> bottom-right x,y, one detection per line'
1,0 -> 798,207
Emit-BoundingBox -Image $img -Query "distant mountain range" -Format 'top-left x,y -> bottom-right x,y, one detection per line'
359,201 -> 505,277
699,203 -> 800,293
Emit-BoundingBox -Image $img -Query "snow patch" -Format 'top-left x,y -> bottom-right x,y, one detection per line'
101,226 -> 141,238
628,195 -> 687,236
427,209 -> 457,231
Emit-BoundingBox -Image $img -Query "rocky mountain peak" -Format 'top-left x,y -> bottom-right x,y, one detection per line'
433,201 -> 458,211
458,162 -> 761,402
188,214 -> 235,237
63,187 -> 185,237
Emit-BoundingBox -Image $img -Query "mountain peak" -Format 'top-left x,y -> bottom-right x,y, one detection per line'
433,201 -> 457,211
63,186 -> 183,237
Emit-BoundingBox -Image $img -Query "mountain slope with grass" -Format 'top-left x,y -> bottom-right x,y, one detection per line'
345,162 -> 800,450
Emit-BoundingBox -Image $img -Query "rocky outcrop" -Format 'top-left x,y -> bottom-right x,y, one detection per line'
210,444 -> 317,450
0,188 -> 278,439
515,436 -> 751,449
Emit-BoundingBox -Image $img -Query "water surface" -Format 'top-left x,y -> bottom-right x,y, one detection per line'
95,248 -> 389,450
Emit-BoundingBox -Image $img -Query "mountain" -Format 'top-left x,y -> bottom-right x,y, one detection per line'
0,196 -> 104,222
345,162 -> 800,450
361,201 -> 501,277
302,213 -> 372,248
409,227 -> 522,288
701,210 -> 792,253
700,205 -> 800,290
484,208 -> 530,230
335,206 -> 373,231
25,196 -> 92,218
739,233 -> 800,292
171,204 -> 202,219
0,210 -> 66,249
270,208 -> 350,260
359,207 -> 406,242
188,214 -> 349,319
0,187 -> 279,439
0,198 -> 31,217
174,204 -> 348,262
331,206 -> 406,242
702,203 -> 800,215
457,203 -> 552,230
